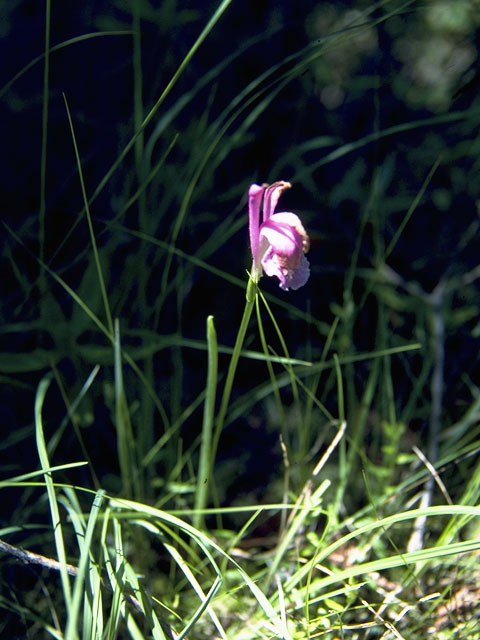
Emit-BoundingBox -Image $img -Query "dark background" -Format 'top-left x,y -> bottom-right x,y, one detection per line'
2,0 -> 480,509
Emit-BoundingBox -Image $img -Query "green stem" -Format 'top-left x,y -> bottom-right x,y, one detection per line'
194,316 -> 218,529
210,277 -> 256,469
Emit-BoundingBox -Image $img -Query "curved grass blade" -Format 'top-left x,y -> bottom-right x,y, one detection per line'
0,31 -> 131,99
34,375 -> 72,609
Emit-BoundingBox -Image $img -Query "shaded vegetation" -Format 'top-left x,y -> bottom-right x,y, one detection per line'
2,0 -> 480,638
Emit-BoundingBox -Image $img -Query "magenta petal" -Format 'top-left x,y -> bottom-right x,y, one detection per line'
262,250 -> 310,291
287,253 -> 310,290
263,181 -> 291,220
247,179 -> 310,291
248,184 -> 266,272
261,247 -> 283,280
259,223 -> 300,257
259,213 -> 304,256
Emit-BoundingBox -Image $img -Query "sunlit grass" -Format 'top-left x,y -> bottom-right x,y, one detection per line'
3,0 -> 480,638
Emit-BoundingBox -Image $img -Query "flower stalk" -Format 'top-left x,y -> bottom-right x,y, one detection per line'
209,181 -> 311,501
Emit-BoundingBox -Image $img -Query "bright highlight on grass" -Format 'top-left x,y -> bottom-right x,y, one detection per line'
3,1 -> 480,638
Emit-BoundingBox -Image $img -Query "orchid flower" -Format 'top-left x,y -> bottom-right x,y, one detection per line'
248,181 -> 310,291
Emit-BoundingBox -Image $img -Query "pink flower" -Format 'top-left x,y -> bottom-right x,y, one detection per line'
248,181 -> 310,291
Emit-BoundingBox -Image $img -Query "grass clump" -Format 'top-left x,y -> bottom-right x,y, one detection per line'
2,0 -> 480,638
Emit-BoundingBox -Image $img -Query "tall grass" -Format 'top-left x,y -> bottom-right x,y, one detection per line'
2,0 -> 480,638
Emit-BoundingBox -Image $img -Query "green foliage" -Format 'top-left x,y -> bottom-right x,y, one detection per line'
3,0 -> 480,637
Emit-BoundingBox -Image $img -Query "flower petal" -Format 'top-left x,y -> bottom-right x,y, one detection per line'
248,183 -> 266,274
260,224 -> 300,258
262,249 -> 310,291
269,212 -> 310,253
247,179 -> 310,291
259,213 -> 306,257
263,181 -> 291,220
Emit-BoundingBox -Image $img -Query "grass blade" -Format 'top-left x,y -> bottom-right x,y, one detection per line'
194,315 -> 218,529
34,375 -> 72,610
